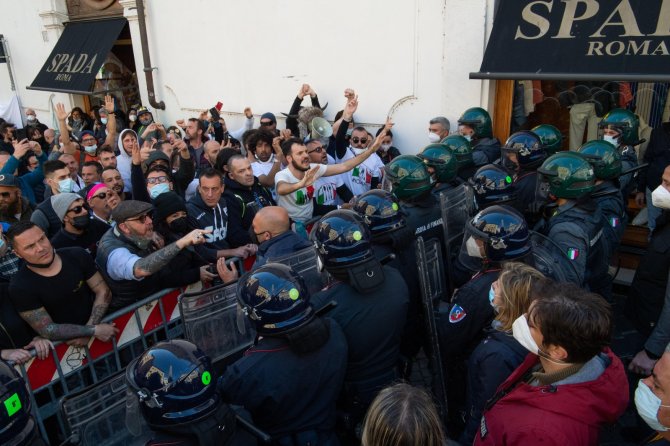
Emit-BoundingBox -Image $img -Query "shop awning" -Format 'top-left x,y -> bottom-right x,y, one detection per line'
27,18 -> 126,94
471,0 -> 670,82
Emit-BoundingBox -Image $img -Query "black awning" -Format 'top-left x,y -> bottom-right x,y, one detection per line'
471,0 -> 670,82
27,18 -> 126,94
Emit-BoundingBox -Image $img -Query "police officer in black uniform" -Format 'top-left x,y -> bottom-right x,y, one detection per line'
417,142 -> 461,197
310,210 -> 409,430
352,190 -> 421,378
436,204 -> 532,435
536,152 -> 609,290
457,107 -> 501,166
383,155 -> 444,244
598,108 -> 640,199
0,359 -> 45,446
469,163 -> 517,210
125,339 -> 256,445
220,263 -> 348,445
501,130 -> 548,222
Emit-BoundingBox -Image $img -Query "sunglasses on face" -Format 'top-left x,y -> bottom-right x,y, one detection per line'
146,176 -> 169,185
351,137 -> 368,144
67,205 -> 87,214
91,192 -> 108,200
308,146 -> 325,154
260,121 -> 274,127
0,191 -> 14,198
126,214 -> 150,224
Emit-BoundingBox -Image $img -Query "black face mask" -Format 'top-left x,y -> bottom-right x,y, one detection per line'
168,216 -> 191,235
502,156 -> 518,172
248,227 -> 260,245
71,215 -> 91,230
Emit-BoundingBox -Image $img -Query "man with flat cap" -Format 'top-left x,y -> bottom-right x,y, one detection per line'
96,200 -> 211,311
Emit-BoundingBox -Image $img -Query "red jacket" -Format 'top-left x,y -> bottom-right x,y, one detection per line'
474,348 -> 629,446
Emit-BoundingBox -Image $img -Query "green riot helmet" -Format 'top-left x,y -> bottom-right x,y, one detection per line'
532,124 -> 563,155
457,107 -> 493,139
577,140 -> 622,180
598,108 -> 639,146
537,152 -> 595,199
417,143 -> 458,183
441,135 -> 474,169
383,155 -> 433,200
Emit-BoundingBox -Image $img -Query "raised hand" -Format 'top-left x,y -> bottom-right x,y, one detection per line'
104,94 -> 115,113
244,107 -> 253,119
55,103 -> 69,121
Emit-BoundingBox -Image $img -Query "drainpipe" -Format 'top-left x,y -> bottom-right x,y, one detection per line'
135,0 -> 165,110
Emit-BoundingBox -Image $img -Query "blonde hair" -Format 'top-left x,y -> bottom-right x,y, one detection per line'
361,383 -> 445,446
494,262 -> 545,332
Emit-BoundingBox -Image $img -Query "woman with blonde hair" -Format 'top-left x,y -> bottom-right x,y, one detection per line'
459,261 -> 546,445
362,382 -> 446,446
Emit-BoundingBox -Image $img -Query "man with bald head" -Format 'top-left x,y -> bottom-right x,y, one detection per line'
251,206 -> 311,269
203,140 -> 221,169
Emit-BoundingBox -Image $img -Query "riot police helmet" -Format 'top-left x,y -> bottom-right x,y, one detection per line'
0,359 -> 36,446
532,124 -> 563,155
537,152 -> 595,199
417,143 -> 458,183
352,190 -> 405,238
468,164 -> 516,209
457,107 -> 493,139
598,108 -> 639,146
577,140 -> 622,180
383,155 -> 433,200
441,135 -> 474,170
502,131 -> 547,171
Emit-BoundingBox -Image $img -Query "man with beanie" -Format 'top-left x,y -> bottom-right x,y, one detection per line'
96,200 -> 212,311
0,174 -> 34,223
131,141 -> 194,202
50,193 -> 109,258
259,112 -> 278,136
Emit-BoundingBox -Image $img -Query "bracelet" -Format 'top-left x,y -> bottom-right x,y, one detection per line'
108,111 -> 115,115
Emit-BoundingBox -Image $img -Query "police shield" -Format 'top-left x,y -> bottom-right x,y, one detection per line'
415,236 -> 448,423
529,231 -> 580,284
179,283 -> 256,365
440,183 -> 476,292
268,246 -> 330,296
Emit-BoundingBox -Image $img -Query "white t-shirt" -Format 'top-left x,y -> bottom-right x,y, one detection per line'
336,147 -> 384,197
252,156 -> 279,200
275,163 -> 328,222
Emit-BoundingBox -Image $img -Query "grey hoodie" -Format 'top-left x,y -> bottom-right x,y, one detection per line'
116,129 -> 136,193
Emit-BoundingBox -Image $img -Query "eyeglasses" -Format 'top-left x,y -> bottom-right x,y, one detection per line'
126,214 -> 150,224
308,146 -> 325,154
260,121 -> 274,127
146,176 -> 169,185
90,192 -> 108,201
351,137 -> 368,144
82,138 -> 96,144
0,191 -> 14,198
67,205 -> 87,214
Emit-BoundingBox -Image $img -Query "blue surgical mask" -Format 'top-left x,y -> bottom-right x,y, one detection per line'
101,118 -> 108,125
0,238 -> 7,257
462,134 -> 472,142
149,183 -> 170,199
58,178 -> 75,193
603,135 -> 618,146
635,380 -> 670,432
85,144 -> 97,155
489,285 -> 499,313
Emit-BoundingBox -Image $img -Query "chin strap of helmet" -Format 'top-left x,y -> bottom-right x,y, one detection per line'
346,258 -> 386,294
152,401 -> 237,446
285,317 -> 331,355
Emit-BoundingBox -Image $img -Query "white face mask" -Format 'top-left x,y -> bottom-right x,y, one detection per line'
428,132 -> 441,143
380,143 -> 391,152
349,145 -> 366,155
465,236 -> 482,258
635,380 -> 670,432
603,135 -> 619,146
26,115 -> 36,122
512,315 -> 540,355
84,144 -> 97,155
462,134 -> 472,142
652,185 -> 670,210
129,115 -> 137,122
101,118 -> 108,125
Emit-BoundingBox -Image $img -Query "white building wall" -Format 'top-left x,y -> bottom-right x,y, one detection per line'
1,0 -> 496,153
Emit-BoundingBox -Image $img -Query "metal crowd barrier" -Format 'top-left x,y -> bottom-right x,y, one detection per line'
12,288 -> 182,445
268,246 -> 330,295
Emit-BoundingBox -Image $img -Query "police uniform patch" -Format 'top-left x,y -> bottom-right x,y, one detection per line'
567,248 -> 579,260
448,304 -> 467,323
609,217 -> 619,228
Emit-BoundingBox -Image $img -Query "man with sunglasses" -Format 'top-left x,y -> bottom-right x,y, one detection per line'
259,112 -> 278,136
306,138 -> 353,209
333,96 -> 385,196
83,183 -> 115,225
50,193 -> 108,258
97,200 -> 211,311
0,174 -> 34,223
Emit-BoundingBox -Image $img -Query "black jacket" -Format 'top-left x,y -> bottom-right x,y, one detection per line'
222,176 -> 274,247
639,123 -> 670,192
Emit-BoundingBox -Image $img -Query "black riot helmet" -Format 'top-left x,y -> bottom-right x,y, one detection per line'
352,190 -> 405,238
310,209 -> 375,269
469,164 -> 516,209
125,340 -> 221,429
237,263 -> 314,336
502,131 -> 547,171
0,360 -> 38,446
459,205 -> 531,270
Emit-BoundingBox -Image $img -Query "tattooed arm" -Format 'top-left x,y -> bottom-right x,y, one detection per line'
19,307 -> 95,341
85,272 -> 112,325
133,229 -> 210,278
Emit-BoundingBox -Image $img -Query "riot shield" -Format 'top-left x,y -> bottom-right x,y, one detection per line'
179,283 -> 256,365
60,371 -> 151,446
529,231 -> 580,285
440,183 -> 476,294
268,246 -> 330,295
415,236 -> 448,424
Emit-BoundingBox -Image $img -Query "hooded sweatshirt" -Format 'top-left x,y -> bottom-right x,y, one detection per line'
474,348 -> 629,446
186,192 -> 230,250
116,129 -> 137,193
